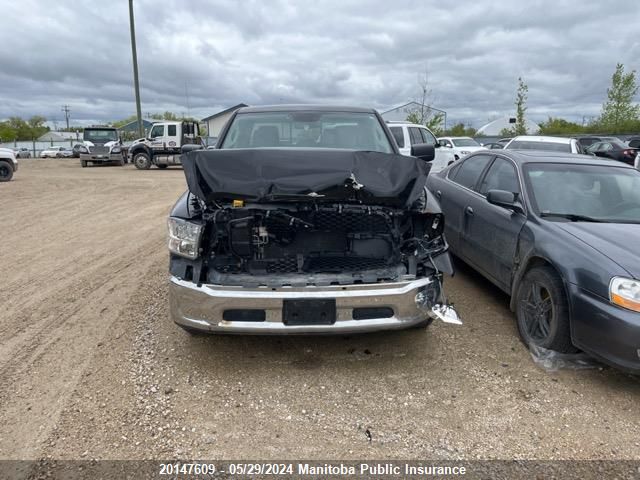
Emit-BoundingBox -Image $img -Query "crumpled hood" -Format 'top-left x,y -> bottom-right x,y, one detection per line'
556,222 -> 640,278
181,148 -> 431,208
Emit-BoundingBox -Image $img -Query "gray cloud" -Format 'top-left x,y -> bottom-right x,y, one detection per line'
0,0 -> 638,127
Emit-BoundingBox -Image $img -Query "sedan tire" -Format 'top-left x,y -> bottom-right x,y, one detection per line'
515,266 -> 577,353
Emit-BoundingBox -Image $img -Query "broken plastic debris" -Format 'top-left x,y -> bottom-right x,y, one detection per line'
431,304 -> 462,325
528,343 -> 601,372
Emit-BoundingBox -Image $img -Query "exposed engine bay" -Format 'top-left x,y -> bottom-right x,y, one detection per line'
192,200 -> 449,288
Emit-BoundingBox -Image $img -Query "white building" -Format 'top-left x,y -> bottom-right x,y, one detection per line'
202,103 -> 248,137
37,131 -> 82,142
476,116 -> 540,136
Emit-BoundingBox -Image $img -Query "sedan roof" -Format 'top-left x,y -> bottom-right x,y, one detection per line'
237,104 -> 377,114
493,149 -> 635,168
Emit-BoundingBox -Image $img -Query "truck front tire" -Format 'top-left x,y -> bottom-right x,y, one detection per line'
81,160 -> 87,167
0,160 -> 13,181
133,152 -> 151,170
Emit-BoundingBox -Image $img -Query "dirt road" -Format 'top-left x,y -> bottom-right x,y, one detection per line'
1,159 -> 639,463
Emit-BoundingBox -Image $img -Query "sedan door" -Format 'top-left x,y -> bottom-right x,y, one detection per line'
460,157 -> 527,291
429,154 -> 493,253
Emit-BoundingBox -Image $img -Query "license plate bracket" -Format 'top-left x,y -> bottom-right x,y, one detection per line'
283,299 -> 336,326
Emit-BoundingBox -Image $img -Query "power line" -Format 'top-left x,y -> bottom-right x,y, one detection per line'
61,105 -> 71,130
128,0 -> 144,137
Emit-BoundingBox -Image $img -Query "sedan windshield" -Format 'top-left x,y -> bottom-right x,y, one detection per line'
220,111 -> 393,153
451,138 -> 480,147
524,163 -> 640,223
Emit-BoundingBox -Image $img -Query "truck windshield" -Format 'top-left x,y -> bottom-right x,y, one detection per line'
84,129 -> 118,143
221,111 -> 393,153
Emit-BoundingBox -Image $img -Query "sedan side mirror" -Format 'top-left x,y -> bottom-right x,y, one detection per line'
410,143 -> 435,162
486,189 -> 524,214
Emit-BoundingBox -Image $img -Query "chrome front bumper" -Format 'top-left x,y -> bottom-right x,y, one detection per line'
169,276 -> 442,334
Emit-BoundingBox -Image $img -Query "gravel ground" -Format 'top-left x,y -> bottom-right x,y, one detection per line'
1,159 -> 639,464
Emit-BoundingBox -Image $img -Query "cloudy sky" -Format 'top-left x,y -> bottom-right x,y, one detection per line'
1,0 -> 638,128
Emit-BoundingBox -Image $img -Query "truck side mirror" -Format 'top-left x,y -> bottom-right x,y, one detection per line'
410,143 -> 435,162
181,144 -> 203,154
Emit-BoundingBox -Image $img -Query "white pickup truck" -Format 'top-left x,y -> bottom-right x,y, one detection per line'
386,122 -> 455,173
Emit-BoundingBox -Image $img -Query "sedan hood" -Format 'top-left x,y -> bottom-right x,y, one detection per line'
181,148 -> 431,208
556,222 -> 640,278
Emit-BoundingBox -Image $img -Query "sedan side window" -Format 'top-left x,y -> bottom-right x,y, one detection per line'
479,158 -> 520,195
449,154 -> 492,191
408,127 -> 424,145
389,127 -> 404,148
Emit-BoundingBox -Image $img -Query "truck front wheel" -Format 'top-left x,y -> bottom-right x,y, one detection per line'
0,160 -> 13,182
133,152 -> 151,170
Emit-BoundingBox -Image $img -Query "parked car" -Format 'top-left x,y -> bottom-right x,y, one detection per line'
61,147 -> 74,158
0,147 -> 18,181
387,122 -> 455,172
504,135 -> 584,154
628,137 -> 640,149
575,136 -> 619,149
585,139 -> 639,166
168,105 -> 460,335
427,149 -> 640,373
437,136 -> 486,161
481,142 -> 505,150
13,147 -> 31,158
40,146 -> 68,158
71,144 -> 85,158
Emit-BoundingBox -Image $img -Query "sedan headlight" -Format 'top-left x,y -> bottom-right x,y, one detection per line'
167,217 -> 203,259
610,276 -> 640,312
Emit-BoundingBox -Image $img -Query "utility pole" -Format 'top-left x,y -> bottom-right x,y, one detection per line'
61,105 -> 71,130
128,0 -> 144,138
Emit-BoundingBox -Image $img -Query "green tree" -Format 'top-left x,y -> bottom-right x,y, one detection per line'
445,122 -> 477,137
514,77 -> 529,135
598,63 -> 640,133
538,117 -> 586,135
112,115 -> 139,128
406,111 -> 444,136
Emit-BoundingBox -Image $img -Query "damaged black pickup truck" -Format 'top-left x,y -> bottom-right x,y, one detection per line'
168,105 -> 460,334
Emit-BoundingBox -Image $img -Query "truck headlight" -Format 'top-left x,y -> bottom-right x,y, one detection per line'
167,217 -> 203,259
610,277 -> 640,312
111,147 -> 122,154
78,146 -> 89,153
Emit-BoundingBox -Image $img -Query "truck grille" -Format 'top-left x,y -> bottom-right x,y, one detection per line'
91,145 -> 109,155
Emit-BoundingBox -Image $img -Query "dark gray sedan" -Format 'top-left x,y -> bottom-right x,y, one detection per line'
426,150 -> 640,372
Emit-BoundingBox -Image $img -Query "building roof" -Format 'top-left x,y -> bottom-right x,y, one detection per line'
37,131 -> 80,141
119,119 -> 154,131
477,115 -> 541,136
202,103 -> 249,121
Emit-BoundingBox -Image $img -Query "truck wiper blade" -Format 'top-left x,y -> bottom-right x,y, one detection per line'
540,212 -> 607,222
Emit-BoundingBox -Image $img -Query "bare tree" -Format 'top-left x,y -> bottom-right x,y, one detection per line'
406,67 -> 444,134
